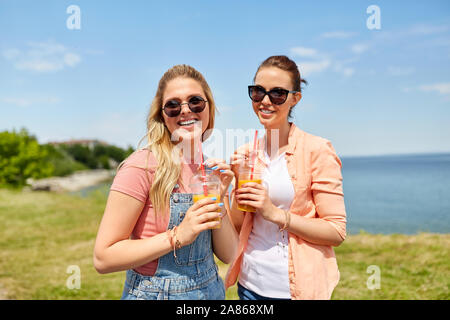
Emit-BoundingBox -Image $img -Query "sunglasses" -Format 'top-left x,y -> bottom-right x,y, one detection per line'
162,96 -> 208,117
248,85 -> 298,105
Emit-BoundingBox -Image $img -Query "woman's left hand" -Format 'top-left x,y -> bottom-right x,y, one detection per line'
204,158 -> 234,199
235,182 -> 277,222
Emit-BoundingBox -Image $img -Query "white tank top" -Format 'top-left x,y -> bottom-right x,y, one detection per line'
239,151 -> 295,299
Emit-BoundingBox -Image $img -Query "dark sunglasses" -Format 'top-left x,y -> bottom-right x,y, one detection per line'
162,96 -> 208,117
248,85 -> 298,105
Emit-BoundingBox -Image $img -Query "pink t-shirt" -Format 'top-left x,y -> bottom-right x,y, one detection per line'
110,148 -> 198,275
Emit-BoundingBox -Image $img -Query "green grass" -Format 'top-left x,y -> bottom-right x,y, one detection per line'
0,188 -> 448,300
332,232 -> 450,299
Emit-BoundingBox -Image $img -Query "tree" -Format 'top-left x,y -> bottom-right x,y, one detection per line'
0,129 -> 53,186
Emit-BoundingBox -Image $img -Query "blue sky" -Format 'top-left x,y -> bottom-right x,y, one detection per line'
1,0 -> 450,158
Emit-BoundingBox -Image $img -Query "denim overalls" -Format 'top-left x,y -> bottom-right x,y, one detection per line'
121,185 -> 225,300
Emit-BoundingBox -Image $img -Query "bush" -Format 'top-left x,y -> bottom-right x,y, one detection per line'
60,144 -> 99,169
41,144 -> 87,177
0,128 -> 135,187
0,128 -> 53,187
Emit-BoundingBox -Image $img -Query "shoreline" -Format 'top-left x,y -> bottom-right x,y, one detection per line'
26,169 -> 115,193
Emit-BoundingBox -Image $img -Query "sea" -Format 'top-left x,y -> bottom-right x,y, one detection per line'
341,153 -> 450,235
74,153 -> 450,235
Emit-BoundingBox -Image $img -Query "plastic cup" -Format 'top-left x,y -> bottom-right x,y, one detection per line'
190,168 -> 221,229
237,167 -> 262,212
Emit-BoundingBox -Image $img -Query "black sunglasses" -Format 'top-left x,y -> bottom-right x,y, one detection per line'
248,85 -> 298,105
162,96 -> 208,117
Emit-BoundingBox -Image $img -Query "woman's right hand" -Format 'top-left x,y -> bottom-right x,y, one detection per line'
230,151 -> 247,179
176,197 -> 222,246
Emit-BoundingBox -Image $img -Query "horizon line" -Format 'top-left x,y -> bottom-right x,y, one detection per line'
340,151 -> 450,159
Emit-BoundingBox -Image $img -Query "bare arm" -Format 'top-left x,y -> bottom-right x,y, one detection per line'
93,191 -> 173,274
94,191 -> 223,274
201,158 -> 240,264
236,184 -> 344,247
267,206 -> 345,247
228,188 -> 245,233
235,140 -> 346,247
211,195 -> 239,264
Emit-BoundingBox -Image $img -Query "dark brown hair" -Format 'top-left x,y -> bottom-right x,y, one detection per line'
253,55 -> 307,118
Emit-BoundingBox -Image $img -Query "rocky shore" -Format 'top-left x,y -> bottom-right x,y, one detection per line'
26,169 -> 115,192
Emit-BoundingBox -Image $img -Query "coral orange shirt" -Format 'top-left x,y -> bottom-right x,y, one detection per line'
225,123 -> 347,300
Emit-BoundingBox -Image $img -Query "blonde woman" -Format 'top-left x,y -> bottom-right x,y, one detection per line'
94,65 -> 238,300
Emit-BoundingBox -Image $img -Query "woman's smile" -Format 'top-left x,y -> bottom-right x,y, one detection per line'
176,118 -> 201,130
259,107 -> 276,119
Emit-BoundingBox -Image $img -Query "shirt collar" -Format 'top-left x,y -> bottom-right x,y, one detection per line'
286,122 -> 298,155
256,122 -> 299,164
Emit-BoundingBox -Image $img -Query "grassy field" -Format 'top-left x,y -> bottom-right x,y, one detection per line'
0,187 -> 448,300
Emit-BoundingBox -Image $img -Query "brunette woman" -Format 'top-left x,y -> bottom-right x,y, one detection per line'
226,55 -> 346,300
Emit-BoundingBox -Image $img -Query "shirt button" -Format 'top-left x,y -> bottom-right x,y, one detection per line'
173,195 -> 179,202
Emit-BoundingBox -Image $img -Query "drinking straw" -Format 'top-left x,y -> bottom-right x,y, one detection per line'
250,130 -> 258,180
198,141 -> 209,196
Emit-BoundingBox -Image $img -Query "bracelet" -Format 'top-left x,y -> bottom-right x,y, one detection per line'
168,226 -> 182,258
167,229 -> 174,247
279,210 -> 291,231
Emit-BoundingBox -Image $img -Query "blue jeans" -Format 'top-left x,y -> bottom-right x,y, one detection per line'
238,282 -> 290,300
121,189 -> 225,300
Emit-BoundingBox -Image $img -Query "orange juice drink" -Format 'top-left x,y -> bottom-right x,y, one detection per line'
237,179 -> 262,212
193,193 -> 221,229
237,166 -> 263,212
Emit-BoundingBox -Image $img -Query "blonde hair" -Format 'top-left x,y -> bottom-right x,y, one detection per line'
140,64 -> 216,215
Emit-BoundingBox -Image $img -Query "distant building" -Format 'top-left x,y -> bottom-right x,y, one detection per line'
48,139 -> 109,150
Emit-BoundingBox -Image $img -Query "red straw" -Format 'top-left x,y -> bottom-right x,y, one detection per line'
250,130 -> 258,180
198,141 -> 209,196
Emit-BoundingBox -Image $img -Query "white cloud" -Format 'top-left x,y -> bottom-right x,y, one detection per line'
2,48 -> 21,60
320,31 -> 357,39
387,66 -> 415,76
401,87 -> 413,93
408,24 -> 449,36
333,60 -> 356,77
375,24 -> 450,43
290,47 -> 319,58
291,47 -> 356,77
1,96 -> 60,107
2,97 -> 32,107
419,83 -> 450,95
2,40 -> 81,72
290,44 -> 364,78
290,46 -> 331,76
341,67 -> 355,77
15,60 -> 63,72
63,53 -> 81,67
298,59 -> 331,77
351,43 -> 370,54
